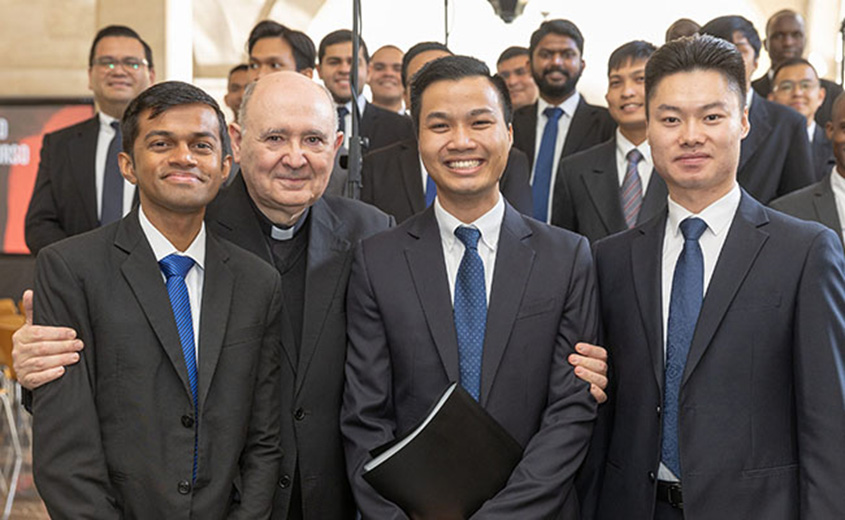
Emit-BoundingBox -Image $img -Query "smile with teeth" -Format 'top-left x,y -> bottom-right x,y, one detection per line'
446,159 -> 482,170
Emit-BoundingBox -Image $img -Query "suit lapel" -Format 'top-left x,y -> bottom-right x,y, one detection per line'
581,139 -> 625,234
296,199 -> 351,394
405,209 -> 460,382
196,234 -> 233,408
739,94 -> 772,173
116,211 -> 194,403
631,213 -> 667,392
682,193 -> 769,386
514,103 -> 538,170
638,170 -> 668,225
813,174 -> 843,248
562,98 -> 591,156
206,174 -> 273,263
399,143 -> 426,214
71,117 -> 100,228
479,205 -> 534,405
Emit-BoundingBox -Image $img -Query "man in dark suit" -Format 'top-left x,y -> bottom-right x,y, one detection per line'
701,16 -> 813,204
753,9 -> 843,127
771,92 -> 845,250
32,82 -> 282,518
579,36 -> 845,520
25,25 -> 155,254
343,55 -> 598,519
552,40 -> 667,242
767,58 -> 835,181
512,19 -> 616,223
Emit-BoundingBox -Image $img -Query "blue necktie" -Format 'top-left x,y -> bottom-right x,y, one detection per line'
159,254 -> 199,481
532,107 -> 564,222
662,217 -> 707,478
425,175 -> 437,207
337,105 -> 349,136
453,226 -> 487,401
621,149 -> 644,228
101,121 -> 123,225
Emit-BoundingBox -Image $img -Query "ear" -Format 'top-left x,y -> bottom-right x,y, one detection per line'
740,105 -> 751,140
220,153 -> 233,183
118,151 -> 138,185
300,67 -> 314,79
826,120 -> 834,141
229,122 -> 244,164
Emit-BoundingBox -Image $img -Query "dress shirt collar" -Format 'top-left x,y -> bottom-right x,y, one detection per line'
139,205 -> 206,270
830,165 -> 845,199
342,93 -> 368,117
746,89 -> 754,111
666,183 -> 741,241
271,208 -> 311,241
807,121 -> 816,143
434,194 -> 505,255
538,91 -> 581,120
98,112 -> 118,131
616,128 -> 652,165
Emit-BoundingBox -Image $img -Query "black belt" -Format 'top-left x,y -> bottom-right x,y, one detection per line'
656,480 -> 683,509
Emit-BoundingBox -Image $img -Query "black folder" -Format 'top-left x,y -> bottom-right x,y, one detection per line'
363,382 -> 523,519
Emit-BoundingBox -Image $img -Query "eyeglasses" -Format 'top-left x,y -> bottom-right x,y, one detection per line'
93,57 -> 149,71
773,80 -> 818,94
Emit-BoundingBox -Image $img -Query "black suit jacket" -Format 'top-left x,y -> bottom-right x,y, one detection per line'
206,174 -> 393,520
753,73 -> 843,127
810,124 -> 836,182
360,102 -> 416,153
770,171 -> 844,250
551,137 -> 668,242
361,138 -> 533,222
342,203 -> 598,519
25,116 -> 138,254
738,93 -> 814,203
580,192 -> 845,519
32,210 -> 283,519
512,97 -> 616,172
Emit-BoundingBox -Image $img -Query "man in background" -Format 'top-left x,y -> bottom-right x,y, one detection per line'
496,46 -> 539,110
247,20 -> 316,80
224,64 -> 249,123
368,45 -> 404,113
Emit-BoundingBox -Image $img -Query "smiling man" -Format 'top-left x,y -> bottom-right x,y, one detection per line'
512,19 -> 616,223
31,81 -> 284,519
553,40 -> 668,242
496,46 -> 539,110
26,25 -> 155,254
342,55 -> 599,519
367,45 -> 405,113
578,35 -> 845,520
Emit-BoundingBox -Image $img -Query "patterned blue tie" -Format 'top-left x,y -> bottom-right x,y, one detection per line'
662,217 -> 707,478
621,149 -> 644,228
425,175 -> 437,207
532,107 -> 564,222
337,105 -> 349,135
159,253 -> 199,481
453,226 -> 487,401
101,121 -> 123,225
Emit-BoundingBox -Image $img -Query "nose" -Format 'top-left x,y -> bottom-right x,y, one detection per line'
551,53 -> 565,66
281,140 -> 308,170
446,124 -> 477,151
170,142 -> 198,166
679,120 -> 704,146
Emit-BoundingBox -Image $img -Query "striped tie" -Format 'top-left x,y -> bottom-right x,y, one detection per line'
621,149 -> 644,228
159,254 -> 199,481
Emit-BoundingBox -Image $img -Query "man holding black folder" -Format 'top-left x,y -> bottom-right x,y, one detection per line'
342,55 -> 599,519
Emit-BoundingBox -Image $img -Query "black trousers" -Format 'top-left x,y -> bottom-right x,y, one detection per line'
654,501 -> 684,520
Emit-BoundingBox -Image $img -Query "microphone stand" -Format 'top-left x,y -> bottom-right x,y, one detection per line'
346,0 -> 367,200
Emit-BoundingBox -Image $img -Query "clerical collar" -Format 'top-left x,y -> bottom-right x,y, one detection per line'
271,208 -> 310,241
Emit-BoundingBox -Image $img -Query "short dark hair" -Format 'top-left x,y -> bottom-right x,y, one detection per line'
497,46 -> 529,65
247,21 -> 316,72
318,30 -> 369,64
765,9 -> 803,37
645,35 -> 747,113
121,81 -> 229,160
401,41 -> 452,88
700,15 -> 761,59
665,18 -> 700,43
607,40 -> 657,75
410,55 -> 512,131
529,19 -> 584,58
772,57 -> 817,82
89,25 -> 154,69
228,64 -> 248,78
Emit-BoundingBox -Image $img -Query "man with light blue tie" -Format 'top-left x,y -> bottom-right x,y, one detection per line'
342,55 -> 600,519
577,35 -> 845,520
512,19 -> 616,223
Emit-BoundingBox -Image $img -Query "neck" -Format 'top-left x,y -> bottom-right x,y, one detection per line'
540,89 -> 575,107
99,102 -> 128,120
619,125 -> 647,145
837,164 -> 845,180
439,189 -> 500,224
372,96 -> 402,113
142,204 -> 205,252
668,182 -> 735,215
263,205 -> 307,228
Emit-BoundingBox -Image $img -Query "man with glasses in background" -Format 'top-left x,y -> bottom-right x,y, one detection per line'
25,25 -> 155,254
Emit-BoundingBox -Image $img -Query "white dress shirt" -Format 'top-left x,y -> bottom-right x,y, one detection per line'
829,166 -> 845,244
531,93 -> 580,219
139,206 -> 206,358
658,184 -> 741,481
95,113 -> 136,221
807,121 -> 816,143
419,155 -> 431,197
434,194 -> 505,306
340,93 -> 368,150
614,129 -> 653,196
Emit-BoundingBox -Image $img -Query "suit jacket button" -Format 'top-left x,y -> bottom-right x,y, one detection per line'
178,480 -> 192,494
181,415 -> 194,428
294,408 -> 305,421
648,472 -> 656,482
279,475 -> 291,488
656,406 -> 661,416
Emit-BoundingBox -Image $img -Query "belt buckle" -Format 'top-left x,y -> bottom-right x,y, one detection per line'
666,482 -> 683,509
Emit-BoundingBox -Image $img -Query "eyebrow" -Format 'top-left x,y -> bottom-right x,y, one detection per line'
257,127 -> 331,139
425,107 -> 496,120
145,130 -> 218,140
655,101 -> 730,112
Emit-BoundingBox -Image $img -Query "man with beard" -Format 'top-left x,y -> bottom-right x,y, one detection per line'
512,19 -> 616,223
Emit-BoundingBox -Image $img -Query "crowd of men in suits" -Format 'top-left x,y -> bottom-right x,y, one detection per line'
7,8 -> 845,520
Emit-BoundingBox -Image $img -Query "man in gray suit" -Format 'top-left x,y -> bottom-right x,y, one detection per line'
578,35 -> 845,520
31,81 -> 283,518
342,55 -> 598,519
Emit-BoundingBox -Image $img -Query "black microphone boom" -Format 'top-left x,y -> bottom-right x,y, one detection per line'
346,0 -> 367,200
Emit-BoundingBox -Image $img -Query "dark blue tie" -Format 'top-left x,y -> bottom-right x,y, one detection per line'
532,107 -> 564,222
425,175 -> 437,207
337,106 -> 349,135
453,226 -> 487,401
159,254 -> 199,481
101,121 -> 123,225
662,217 -> 707,478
